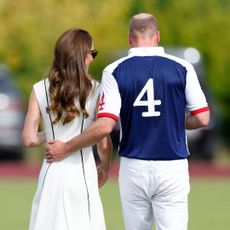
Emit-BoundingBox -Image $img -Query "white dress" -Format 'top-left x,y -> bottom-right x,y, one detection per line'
29,79 -> 106,230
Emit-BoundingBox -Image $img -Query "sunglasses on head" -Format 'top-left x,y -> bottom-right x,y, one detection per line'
89,49 -> 98,59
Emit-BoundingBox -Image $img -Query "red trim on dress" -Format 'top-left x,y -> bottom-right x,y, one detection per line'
191,107 -> 209,115
97,113 -> 119,121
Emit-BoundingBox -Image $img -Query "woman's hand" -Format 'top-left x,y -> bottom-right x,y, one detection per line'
45,140 -> 68,162
97,163 -> 109,188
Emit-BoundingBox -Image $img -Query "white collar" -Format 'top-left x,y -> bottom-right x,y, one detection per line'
128,46 -> 165,57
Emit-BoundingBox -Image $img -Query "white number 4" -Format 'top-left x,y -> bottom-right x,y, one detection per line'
133,78 -> 161,117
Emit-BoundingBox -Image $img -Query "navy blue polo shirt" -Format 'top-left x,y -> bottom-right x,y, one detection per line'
97,47 -> 209,160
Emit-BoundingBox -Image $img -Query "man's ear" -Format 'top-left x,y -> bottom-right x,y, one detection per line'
128,33 -> 132,45
156,31 -> 160,44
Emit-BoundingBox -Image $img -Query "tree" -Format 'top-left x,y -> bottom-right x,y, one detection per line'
0,0 -> 229,143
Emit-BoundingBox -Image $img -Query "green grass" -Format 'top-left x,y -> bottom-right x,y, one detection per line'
0,178 -> 229,230
189,179 -> 230,229
0,179 -> 36,230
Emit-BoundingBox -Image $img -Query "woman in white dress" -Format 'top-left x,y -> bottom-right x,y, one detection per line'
22,28 -> 112,230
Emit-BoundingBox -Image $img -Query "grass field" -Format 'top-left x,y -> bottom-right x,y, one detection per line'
0,178 -> 229,230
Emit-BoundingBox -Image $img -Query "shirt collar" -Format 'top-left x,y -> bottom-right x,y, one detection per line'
128,46 -> 165,57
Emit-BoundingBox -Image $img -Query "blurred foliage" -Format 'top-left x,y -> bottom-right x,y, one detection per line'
0,0 -> 229,142
0,0 -> 130,97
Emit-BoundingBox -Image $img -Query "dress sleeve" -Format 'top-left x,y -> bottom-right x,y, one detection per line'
33,79 -> 48,117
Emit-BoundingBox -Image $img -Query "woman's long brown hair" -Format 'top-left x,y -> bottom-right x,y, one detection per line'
47,28 -> 93,125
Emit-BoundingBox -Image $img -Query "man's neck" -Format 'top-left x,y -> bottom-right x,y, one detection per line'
132,39 -> 158,47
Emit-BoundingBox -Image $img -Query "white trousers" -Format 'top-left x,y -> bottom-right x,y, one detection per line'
119,157 -> 190,230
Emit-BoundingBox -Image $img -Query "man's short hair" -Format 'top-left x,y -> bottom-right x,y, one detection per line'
129,13 -> 158,41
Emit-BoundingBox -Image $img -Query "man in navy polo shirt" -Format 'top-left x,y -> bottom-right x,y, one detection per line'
46,13 -> 210,230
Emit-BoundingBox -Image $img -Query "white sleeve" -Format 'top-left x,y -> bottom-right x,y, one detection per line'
185,64 -> 209,114
33,80 -> 46,113
97,69 -> 121,121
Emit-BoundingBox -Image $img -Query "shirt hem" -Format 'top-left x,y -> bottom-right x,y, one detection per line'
191,106 -> 209,115
97,113 -> 119,121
